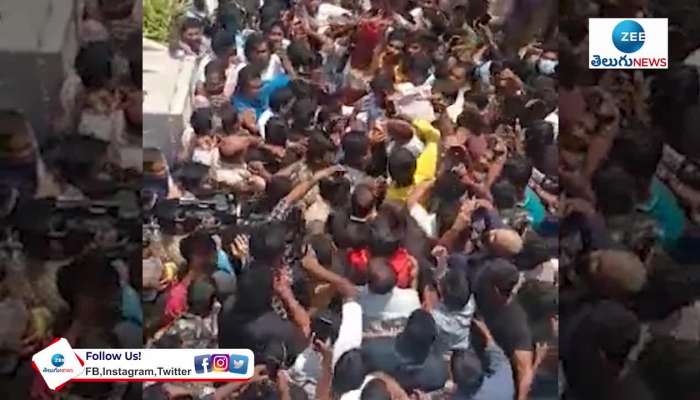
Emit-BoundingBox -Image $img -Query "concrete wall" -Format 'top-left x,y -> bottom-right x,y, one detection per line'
0,0 -> 78,143
143,38 -> 197,164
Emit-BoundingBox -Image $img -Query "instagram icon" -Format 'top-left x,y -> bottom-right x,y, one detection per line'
211,355 -> 230,372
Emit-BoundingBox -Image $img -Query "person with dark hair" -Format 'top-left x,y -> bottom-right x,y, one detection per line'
610,127 -> 688,253
361,309 -> 448,392
469,256 -> 542,400
180,107 -> 219,166
160,230 -> 218,327
424,267 -> 475,355
451,319 -> 514,400
174,17 -> 208,57
233,63 -> 290,119
502,154 -> 549,234
151,277 -> 218,349
341,131 -> 373,188
243,32 -> 285,81
259,86 -> 294,138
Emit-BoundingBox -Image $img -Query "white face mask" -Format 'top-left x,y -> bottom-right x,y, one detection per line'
538,58 -> 558,75
192,148 -> 217,167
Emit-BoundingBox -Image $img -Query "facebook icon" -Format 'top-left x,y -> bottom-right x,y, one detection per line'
194,355 -> 212,374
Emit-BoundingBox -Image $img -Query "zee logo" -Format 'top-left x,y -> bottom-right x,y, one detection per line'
589,18 -> 667,69
51,354 -> 65,367
612,20 -> 645,53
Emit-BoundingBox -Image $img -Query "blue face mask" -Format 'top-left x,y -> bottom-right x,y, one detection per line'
537,58 -> 558,75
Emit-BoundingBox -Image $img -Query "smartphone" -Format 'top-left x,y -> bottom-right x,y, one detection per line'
311,315 -> 335,343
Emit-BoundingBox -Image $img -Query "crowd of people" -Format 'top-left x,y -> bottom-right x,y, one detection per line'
558,0 -> 700,399
0,0 -> 698,399
143,0 -> 560,399
0,0 -> 144,399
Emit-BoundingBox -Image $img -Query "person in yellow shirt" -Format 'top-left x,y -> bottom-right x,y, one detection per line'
386,118 -> 441,202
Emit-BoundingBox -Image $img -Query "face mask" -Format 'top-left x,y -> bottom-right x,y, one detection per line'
192,148 -> 217,167
538,58 -> 558,75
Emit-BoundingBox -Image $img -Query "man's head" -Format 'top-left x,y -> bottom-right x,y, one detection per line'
75,41 -> 113,89
269,86 -> 294,114
405,54 -> 433,86
250,223 -> 287,266
502,155 -> 533,191
398,309 -> 437,362
0,110 -> 38,196
386,29 -> 407,58
592,166 -> 638,218
388,148 -> 417,188
333,349 -> 367,395
582,250 -> 647,299
610,125 -> 664,192
236,65 -> 264,99
440,268 -> 471,311
204,60 -> 227,96
180,17 -> 204,50
180,231 -> 217,274
360,379 -> 391,400
486,228 -> 524,257
451,349 -> 484,393
262,20 -> 286,52
406,31 -> 432,57
351,184 -> 376,220
212,30 -> 236,61
482,259 -> 521,306
220,106 -> 240,135
342,131 -> 370,169
306,132 -> 336,167
244,33 -> 271,69
367,258 -> 396,294
191,107 -> 213,137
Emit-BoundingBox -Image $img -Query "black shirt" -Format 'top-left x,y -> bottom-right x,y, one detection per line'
471,257 -> 533,356
218,310 -> 306,364
361,337 -> 448,392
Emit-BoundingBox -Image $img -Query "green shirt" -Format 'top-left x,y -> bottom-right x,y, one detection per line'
637,177 -> 687,249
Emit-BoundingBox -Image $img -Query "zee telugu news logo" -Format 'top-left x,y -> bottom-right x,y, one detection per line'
589,18 -> 668,69
194,354 -> 249,374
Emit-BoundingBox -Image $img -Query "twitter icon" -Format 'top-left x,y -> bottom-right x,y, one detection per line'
228,354 -> 249,374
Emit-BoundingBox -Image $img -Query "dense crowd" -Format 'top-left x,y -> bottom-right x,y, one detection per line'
0,0 -> 697,399
0,0 -> 143,399
558,0 -> 700,399
142,0 -> 560,399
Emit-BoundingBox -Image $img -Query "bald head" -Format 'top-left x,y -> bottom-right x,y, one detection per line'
487,228 -> 524,256
368,258 -> 396,294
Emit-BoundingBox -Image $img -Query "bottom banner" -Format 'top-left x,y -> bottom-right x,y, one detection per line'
32,338 -> 254,391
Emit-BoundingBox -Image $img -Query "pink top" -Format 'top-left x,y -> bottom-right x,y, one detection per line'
163,277 -> 191,327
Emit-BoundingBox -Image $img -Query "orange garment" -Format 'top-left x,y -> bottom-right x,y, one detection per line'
347,247 -> 414,288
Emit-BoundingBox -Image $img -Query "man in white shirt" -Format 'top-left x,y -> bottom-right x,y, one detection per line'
357,258 -> 421,336
290,247 -> 364,398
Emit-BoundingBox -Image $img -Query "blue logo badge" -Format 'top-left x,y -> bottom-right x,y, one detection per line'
194,355 -> 212,374
229,354 -> 249,374
51,353 -> 65,367
612,20 -> 645,53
